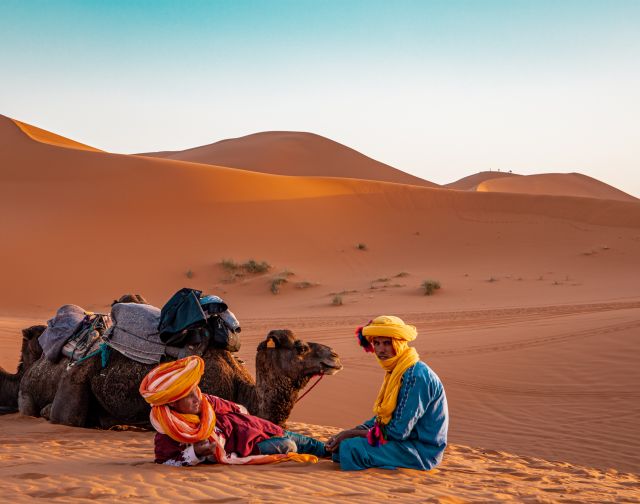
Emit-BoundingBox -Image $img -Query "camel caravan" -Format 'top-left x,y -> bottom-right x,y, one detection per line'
0,289 -> 343,429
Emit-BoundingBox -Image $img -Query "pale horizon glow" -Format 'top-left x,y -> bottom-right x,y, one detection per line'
1,0 -> 639,196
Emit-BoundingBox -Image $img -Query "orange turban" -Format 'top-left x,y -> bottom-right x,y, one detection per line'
139,355 -> 205,406
139,356 -> 215,443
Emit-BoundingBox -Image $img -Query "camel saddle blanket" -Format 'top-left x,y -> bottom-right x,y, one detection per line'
107,303 -> 166,364
61,313 -> 112,362
39,304 -> 88,362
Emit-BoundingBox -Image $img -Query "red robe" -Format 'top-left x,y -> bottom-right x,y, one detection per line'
154,394 -> 284,465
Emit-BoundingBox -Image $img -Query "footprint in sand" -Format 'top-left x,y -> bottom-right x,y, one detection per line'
195,499 -> 244,504
14,472 -> 49,480
390,487 -> 416,494
252,483 -> 282,490
27,487 -> 82,499
181,477 -> 208,483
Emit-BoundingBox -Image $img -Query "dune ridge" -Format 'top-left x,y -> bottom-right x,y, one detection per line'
445,170 -> 521,190
10,117 -> 101,153
138,130 -> 438,187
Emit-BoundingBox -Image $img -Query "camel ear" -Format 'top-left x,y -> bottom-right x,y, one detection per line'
266,338 -> 276,349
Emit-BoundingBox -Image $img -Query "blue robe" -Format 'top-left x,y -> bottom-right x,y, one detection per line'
335,361 -> 448,471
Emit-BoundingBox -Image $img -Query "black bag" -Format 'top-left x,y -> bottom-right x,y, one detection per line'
158,288 -> 206,344
210,316 -> 241,352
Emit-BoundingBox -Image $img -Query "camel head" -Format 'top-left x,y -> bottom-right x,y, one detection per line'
256,329 -> 343,384
19,325 -> 46,371
111,293 -> 149,306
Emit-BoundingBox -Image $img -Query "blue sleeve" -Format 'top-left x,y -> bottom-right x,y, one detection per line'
361,416 -> 376,428
384,365 -> 430,441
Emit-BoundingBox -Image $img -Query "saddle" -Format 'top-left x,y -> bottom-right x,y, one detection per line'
105,291 -> 241,365
40,305 -> 111,363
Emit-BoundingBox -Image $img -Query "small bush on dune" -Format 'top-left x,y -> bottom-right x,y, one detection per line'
185,269 -> 194,279
221,259 -> 239,272
356,243 -> 367,251
295,281 -> 317,289
270,277 -> 288,294
422,279 -> 441,296
243,259 -> 271,274
332,295 -> 343,306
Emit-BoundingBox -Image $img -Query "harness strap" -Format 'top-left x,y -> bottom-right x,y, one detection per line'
66,342 -> 111,369
295,372 -> 324,404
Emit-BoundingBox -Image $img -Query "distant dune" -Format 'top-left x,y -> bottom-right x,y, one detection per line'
445,170 -> 521,190
477,172 -> 638,202
138,131 -> 438,187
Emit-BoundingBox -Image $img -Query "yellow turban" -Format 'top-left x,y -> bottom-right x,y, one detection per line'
362,315 -> 417,342
139,355 -> 205,406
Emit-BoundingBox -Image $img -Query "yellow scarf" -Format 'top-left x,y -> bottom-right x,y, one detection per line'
373,341 -> 420,425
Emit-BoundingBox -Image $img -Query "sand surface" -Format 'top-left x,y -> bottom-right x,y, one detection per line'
1,116 -> 640,502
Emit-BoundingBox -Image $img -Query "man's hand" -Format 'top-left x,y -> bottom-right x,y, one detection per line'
325,429 -> 368,452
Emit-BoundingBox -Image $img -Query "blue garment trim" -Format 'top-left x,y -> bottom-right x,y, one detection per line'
393,364 -> 416,425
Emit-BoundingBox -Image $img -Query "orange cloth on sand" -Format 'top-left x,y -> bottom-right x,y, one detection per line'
139,356 -> 317,465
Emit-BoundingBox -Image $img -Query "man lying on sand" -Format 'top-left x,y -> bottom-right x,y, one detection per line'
139,355 -> 327,466
326,315 -> 448,471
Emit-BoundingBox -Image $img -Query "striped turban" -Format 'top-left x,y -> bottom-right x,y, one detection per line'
139,356 -> 215,443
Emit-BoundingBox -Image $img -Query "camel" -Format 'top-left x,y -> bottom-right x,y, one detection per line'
20,324 -> 342,428
17,293 -> 149,425
0,325 -> 46,413
91,328 -> 342,428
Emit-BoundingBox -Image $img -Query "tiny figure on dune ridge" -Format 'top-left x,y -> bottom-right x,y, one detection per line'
326,315 -> 449,471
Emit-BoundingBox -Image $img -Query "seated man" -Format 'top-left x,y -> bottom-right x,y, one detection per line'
326,315 -> 448,471
139,355 -> 326,466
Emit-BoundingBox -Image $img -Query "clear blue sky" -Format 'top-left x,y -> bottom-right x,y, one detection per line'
1,0 -> 639,196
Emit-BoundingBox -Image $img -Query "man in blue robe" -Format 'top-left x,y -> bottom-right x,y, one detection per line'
326,315 -> 448,471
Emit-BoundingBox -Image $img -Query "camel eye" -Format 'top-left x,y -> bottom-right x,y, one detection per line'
294,341 -> 310,354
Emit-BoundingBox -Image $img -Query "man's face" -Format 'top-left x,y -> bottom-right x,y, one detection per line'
372,336 -> 396,360
171,388 -> 201,415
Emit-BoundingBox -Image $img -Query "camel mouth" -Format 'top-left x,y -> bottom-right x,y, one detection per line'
319,360 -> 343,375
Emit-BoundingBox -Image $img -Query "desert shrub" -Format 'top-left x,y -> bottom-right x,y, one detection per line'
332,295 -> 343,306
487,276 -> 498,283
270,277 -> 288,294
422,279 -> 441,296
185,269 -> 194,279
356,243 -> 367,251
221,259 -> 239,272
243,259 -> 271,274
295,281 -> 317,289
394,272 -> 409,278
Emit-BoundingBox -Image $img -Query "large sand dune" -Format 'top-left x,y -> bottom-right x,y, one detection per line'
138,130 -> 438,187
477,172 -> 638,202
1,115 -> 639,500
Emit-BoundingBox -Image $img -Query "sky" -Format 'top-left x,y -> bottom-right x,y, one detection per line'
1,0 -> 639,196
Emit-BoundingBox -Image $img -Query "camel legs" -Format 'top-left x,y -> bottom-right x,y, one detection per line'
49,360 -> 99,427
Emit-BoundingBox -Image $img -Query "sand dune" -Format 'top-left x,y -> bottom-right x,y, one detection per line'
1,114 -> 640,315
445,170 -> 521,190
138,130 -> 438,187
1,115 -> 640,500
1,414 -> 637,503
477,172 -> 638,202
